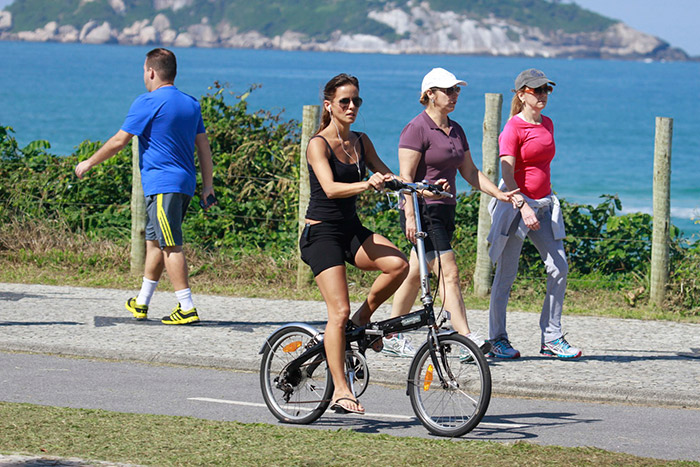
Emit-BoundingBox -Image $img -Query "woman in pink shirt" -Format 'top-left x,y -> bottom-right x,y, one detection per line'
487,68 -> 581,360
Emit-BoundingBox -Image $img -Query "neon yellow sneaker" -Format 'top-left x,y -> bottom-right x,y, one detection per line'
161,303 -> 200,325
125,297 -> 148,320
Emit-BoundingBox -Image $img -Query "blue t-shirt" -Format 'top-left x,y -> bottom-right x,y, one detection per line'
121,86 -> 206,197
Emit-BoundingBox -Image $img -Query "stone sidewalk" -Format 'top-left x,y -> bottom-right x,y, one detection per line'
1,282 -> 699,408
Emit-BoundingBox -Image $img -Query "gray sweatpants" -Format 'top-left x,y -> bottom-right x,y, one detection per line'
488,205 -> 568,345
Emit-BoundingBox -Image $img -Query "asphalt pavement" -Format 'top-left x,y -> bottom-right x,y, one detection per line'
2,282 -> 699,409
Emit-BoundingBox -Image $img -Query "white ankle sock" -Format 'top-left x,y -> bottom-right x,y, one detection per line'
136,278 -> 159,306
175,288 -> 194,311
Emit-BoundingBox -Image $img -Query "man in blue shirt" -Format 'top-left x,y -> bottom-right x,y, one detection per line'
75,48 -> 215,325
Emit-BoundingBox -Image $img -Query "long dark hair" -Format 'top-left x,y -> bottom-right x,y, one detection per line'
318,73 -> 360,133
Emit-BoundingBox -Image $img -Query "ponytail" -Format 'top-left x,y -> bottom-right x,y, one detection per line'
509,92 -> 524,119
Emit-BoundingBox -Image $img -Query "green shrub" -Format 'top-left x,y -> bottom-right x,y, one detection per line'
0,85 -> 697,315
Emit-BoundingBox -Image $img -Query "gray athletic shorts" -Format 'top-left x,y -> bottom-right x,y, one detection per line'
145,193 -> 191,248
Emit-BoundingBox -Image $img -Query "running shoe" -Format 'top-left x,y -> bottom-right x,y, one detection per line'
125,297 -> 148,320
487,337 -> 521,359
540,336 -> 581,359
161,303 -> 200,325
382,333 -> 415,357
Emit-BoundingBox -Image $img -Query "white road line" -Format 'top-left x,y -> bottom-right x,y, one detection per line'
188,397 -> 526,428
189,397 -> 267,408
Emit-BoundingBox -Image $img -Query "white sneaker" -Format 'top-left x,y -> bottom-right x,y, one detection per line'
466,332 -> 492,355
382,333 -> 416,357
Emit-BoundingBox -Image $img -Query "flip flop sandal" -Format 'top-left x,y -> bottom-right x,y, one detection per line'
330,397 -> 364,415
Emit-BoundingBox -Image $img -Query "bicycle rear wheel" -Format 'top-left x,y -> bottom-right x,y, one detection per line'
260,325 -> 333,424
408,333 -> 491,437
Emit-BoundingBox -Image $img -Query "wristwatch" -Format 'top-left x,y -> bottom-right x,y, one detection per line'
515,198 -> 525,209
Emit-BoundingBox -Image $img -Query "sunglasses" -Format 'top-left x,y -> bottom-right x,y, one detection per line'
522,85 -> 553,96
433,86 -> 461,96
337,96 -> 363,108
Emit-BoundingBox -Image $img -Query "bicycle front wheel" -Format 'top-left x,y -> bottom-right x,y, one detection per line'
408,334 -> 491,437
260,325 -> 333,424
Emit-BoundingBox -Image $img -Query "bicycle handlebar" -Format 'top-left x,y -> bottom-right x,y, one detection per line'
384,178 -> 454,199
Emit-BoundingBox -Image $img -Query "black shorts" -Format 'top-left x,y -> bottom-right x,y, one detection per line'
400,203 -> 455,253
299,216 -> 374,277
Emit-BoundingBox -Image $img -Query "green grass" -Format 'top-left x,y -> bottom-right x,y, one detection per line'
1,402 -> 694,466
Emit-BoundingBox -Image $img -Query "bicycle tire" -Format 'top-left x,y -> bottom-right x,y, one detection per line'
260,325 -> 333,424
408,333 -> 491,437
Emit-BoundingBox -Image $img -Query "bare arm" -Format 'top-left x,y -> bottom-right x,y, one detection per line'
74,130 -> 133,179
362,134 -> 392,176
458,149 -> 518,203
195,132 -> 215,205
398,147 -> 422,244
501,155 -> 539,230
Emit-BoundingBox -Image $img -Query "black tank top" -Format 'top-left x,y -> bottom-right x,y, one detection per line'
305,132 -> 367,222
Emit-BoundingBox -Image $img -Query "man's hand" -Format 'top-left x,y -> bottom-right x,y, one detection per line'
74,130 -> 133,180
75,160 -> 93,179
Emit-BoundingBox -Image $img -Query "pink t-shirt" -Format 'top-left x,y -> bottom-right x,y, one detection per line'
498,114 -> 555,200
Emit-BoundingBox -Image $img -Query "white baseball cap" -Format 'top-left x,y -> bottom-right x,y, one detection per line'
421,68 -> 467,93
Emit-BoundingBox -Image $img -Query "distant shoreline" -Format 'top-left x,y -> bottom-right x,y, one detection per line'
0,37 -> 695,62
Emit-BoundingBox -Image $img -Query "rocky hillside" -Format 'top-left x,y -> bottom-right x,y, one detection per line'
0,0 -> 689,60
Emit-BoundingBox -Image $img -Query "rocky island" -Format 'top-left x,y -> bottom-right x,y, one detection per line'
0,0 -> 689,60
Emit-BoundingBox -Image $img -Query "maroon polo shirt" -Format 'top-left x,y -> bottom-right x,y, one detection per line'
398,111 -> 469,205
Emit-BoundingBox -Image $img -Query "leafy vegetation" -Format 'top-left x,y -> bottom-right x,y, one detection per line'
5,0 -> 615,38
426,0 -> 614,33
1,85 -> 698,317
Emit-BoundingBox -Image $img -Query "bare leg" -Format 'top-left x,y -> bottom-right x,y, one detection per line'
162,245 -> 189,291
388,248 -> 421,318
144,240 -> 165,282
351,234 -> 409,325
432,251 -> 471,335
314,266 -> 364,414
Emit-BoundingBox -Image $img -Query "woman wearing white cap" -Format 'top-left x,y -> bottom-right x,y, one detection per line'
382,67 -> 517,358
486,68 -> 581,360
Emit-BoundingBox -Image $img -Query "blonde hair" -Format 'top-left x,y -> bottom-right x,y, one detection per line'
509,91 -> 524,118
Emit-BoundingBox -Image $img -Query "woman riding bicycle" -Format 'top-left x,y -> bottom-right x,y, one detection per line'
299,73 -> 409,415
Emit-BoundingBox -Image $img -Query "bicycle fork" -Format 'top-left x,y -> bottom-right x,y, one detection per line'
426,327 -> 456,389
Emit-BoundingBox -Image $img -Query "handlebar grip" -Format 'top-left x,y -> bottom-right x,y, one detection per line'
384,178 -> 405,191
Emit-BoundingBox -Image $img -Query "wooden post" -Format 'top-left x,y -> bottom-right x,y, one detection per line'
473,93 -> 503,297
650,117 -> 672,307
130,136 -> 146,275
296,105 -> 320,289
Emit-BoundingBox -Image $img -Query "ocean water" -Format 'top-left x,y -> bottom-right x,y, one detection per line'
1,41 -> 698,235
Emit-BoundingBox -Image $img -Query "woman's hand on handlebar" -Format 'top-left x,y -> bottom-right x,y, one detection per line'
367,173 -> 395,191
421,178 -> 451,199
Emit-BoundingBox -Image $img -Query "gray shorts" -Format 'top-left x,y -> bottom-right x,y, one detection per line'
145,193 -> 191,248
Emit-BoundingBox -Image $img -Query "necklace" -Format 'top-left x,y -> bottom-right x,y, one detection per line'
331,119 -> 361,179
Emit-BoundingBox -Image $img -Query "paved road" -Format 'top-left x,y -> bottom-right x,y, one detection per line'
2,282 -> 699,408
3,352 -> 700,462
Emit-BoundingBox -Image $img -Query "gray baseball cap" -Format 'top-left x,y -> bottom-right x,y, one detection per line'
514,68 -> 556,90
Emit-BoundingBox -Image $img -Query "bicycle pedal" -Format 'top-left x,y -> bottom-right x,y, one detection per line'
369,337 -> 383,353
